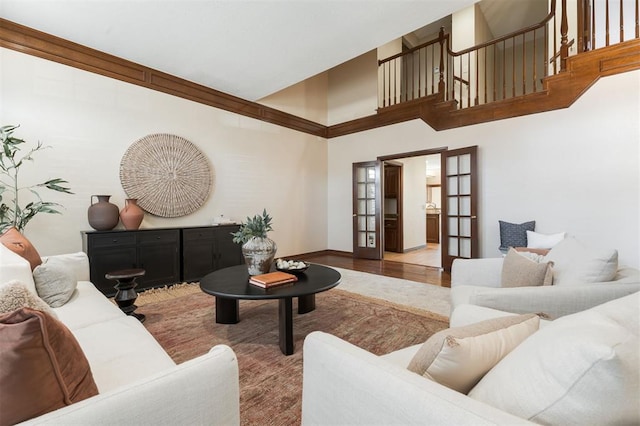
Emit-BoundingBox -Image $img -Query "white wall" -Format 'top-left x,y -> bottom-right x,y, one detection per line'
0,48 -> 329,257
328,70 -> 640,268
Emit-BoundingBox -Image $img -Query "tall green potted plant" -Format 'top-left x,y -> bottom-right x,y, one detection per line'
231,209 -> 277,275
0,125 -> 73,233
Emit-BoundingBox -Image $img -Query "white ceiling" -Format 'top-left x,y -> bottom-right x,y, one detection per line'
0,0 -> 478,101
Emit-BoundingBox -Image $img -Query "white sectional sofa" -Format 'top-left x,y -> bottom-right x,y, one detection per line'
450,239 -> 640,319
0,244 -> 240,425
302,293 -> 639,425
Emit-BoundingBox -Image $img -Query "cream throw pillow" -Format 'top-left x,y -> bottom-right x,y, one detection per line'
544,237 -> 618,285
501,248 -> 554,287
0,280 -> 57,318
468,292 -> 639,425
407,313 -> 540,394
33,258 -> 78,308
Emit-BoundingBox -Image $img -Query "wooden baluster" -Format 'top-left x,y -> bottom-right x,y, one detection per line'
438,28 -> 445,100
561,0 -> 569,71
578,0 -> 585,51
503,40 -> 506,100
467,53 -> 471,108
636,0 -> 639,38
416,50 -> 420,98
606,0 -> 610,46
493,44 -> 497,102
475,47 -> 479,106
533,29 -> 538,92
620,0 -> 624,42
553,12 -> 558,74
512,38 -> 516,97
484,47 -> 488,104
459,56 -> 463,108
592,0 -> 597,49
522,33 -> 526,96
544,20 -> 549,77
430,45 -> 434,96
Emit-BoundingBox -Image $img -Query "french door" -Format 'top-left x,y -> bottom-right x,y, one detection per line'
441,146 -> 478,270
352,161 -> 383,259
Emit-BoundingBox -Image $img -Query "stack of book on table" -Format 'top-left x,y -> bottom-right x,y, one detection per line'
249,271 -> 298,288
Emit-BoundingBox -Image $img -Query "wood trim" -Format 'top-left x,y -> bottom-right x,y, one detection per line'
1,18 -> 638,138
288,249 -> 353,259
0,18 -> 327,138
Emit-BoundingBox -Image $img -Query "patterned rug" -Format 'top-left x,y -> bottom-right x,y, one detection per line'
140,284 -> 449,425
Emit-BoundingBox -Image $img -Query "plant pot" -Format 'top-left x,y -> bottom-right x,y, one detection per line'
120,198 -> 144,230
88,195 -> 119,231
242,236 -> 277,275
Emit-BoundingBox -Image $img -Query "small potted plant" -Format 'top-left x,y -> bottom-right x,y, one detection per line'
231,209 -> 277,275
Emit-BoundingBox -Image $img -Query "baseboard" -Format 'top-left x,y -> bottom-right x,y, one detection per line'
402,244 -> 426,253
289,249 -> 353,258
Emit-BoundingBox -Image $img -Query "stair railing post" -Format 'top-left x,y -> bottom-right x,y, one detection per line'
438,27 -> 446,101
560,0 -> 569,70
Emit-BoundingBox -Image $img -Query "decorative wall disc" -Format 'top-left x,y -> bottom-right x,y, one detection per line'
120,133 -> 212,217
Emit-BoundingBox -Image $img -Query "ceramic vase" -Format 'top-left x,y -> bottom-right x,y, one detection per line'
120,198 -> 144,230
242,236 -> 277,275
88,195 -> 119,231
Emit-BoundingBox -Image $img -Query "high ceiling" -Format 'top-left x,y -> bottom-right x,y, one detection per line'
0,0 -> 478,101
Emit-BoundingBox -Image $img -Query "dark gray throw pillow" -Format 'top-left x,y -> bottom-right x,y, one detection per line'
499,220 -> 535,252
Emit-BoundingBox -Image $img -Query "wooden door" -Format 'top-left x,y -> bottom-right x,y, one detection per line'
352,161 -> 383,259
441,146 -> 478,270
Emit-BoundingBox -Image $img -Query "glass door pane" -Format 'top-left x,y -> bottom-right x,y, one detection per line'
352,161 -> 382,259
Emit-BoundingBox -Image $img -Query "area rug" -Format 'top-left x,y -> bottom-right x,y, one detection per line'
140,285 -> 449,426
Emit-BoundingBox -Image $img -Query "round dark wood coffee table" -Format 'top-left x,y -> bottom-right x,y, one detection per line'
200,263 -> 341,355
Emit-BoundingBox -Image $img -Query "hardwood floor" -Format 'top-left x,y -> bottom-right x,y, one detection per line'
297,251 -> 450,288
384,244 -> 441,268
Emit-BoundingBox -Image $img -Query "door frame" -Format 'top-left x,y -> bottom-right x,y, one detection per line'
383,160 -> 404,253
377,147 -> 447,265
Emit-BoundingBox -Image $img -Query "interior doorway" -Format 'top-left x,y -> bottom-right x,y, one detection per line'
380,151 -> 443,269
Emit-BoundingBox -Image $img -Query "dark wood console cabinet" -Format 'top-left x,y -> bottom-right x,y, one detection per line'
182,226 -> 243,282
83,225 -> 241,296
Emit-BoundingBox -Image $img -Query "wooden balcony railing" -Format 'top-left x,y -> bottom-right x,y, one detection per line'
378,0 -> 640,111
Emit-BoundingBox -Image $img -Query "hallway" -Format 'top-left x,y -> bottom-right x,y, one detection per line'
384,243 -> 441,268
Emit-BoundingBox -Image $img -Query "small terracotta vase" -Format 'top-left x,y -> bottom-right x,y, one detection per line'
120,198 -> 144,230
88,195 -> 119,231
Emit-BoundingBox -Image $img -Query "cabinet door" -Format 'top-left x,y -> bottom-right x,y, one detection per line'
182,228 -> 217,282
213,227 -> 243,269
137,230 -> 180,289
384,220 -> 398,251
89,246 -> 138,296
384,167 -> 399,197
86,232 -> 137,296
426,214 -> 440,243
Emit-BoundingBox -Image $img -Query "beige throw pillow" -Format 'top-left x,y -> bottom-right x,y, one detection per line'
0,280 -> 57,318
407,313 -> 540,394
501,248 -> 554,287
33,258 -> 78,308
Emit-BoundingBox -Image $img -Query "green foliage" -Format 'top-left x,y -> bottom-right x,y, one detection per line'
231,208 -> 273,244
0,125 -> 73,233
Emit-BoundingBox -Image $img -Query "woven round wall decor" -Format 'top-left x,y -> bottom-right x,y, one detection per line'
119,133 -> 213,218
